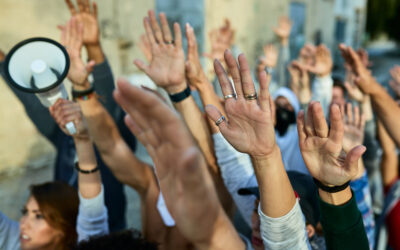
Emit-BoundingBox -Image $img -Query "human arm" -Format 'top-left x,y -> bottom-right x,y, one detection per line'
377,119 -> 398,187
114,79 -> 245,250
274,16 -> 292,86
340,44 -> 400,147
206,50 -> 309,249
288,61 -> 311,105
0,212 -> 19,250
297,102 -> 369,249
49,99 -> 108,241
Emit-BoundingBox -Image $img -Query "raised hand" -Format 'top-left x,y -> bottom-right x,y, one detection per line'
299,44 -> 316,66
297,102 -> 366,186
134,10 -> 186,94
339,44 -> 380,95
64,0 -> 100,46
344,81 -> 365,102
113,79 -> 242,249
304,45 -> 332,77
259,44 -> 278,69
273,16 -> 292,45
49,99 -> 89,139
289,61 -> 311,103
357,48 -> 371,68
60,17 -> 95,90
205,50 -> 276,157
341,103 -> 366,153
203,19 -> 235,62
185,23 -> 208,88
389,65 -> 400,96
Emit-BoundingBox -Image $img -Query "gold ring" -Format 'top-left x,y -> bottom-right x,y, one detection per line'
244,93 -> 257,100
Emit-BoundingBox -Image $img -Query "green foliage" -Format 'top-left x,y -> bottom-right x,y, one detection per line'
366,0 -> 400,41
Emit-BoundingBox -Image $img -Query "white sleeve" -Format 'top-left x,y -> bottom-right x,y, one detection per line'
213,133 -> 258,227
0,212 -> 20,250
259,199 -> 310,250
77,185 -> 109,242
311,75 -> 333,118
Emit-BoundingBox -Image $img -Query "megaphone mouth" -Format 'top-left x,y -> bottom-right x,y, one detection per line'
3,37 -> 70,94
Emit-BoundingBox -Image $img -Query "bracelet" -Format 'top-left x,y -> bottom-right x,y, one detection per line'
75,92 -> 96,101
72,85 -> 94,100
169,85 -> 191,103
75,162 -> 99,174
313,178 -> 350,193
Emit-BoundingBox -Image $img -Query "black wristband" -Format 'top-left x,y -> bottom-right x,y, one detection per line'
72,85 -> 94,99
169,85 -> 191,103
313,178 -> 350,193
75,162 -> 99,174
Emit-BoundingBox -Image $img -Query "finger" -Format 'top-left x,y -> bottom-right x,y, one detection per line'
258,70 -> 271,112
339,103 -> 345,121
133,59 -> 150,75
344,145 -> 366,175
238,53 -> 256,97
205,104 -> 228,132
83,0 -> 90,13
328,104 -> 344,144
124,114 -> 146,145
311,102 -> 329,138
186,23 -> 198,56
354,105 -> 360,127
305,102 -> 316,136
85,60 -> 96,74
359,113 -> 366,130
213,59 -> 234,97
159,13 -> 173,43
297,110 -> 307,145
143,17 -> 157,46
346,103 -> 353,124
173,22 -> 182,49
65,0 -> 77,15
148,10 -> 163,43
77,0 -> 85,12
92,1 -> 98,18
60,25 -> 67,45
57,25 -> 66,32
224,50 -> 243,98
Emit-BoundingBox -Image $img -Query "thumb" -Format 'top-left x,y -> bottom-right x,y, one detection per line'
85,60 -> 96,74
344,145 -> 366,176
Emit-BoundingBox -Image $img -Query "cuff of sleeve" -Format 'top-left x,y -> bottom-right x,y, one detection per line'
79,185 -> 106,218
212,133 -> 225,151
315,75 -> 333,84
258,199 -> 302,229
319,190 -> 361,232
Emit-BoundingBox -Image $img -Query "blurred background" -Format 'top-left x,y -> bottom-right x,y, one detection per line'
0,0 -> 399,229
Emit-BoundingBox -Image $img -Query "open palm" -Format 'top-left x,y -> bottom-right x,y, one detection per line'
297,102 -> 366,186
206,50 -> 276,157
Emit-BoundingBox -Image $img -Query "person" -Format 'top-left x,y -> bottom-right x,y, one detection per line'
206,50 -> 310,249
113,79 -> 248,250
297,101 -> 369,249
58,15 -> 195,250
0,0 -> 128,232
0,81 -> 108,250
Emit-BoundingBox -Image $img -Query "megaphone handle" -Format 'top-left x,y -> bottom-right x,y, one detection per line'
65,121 -> 77,135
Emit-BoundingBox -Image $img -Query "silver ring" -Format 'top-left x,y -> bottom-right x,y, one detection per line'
215,116 -> 226,126
224,94 -> 236,100
244,93 -> 257,100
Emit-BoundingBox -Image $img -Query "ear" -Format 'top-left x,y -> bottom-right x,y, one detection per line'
306,224 -> 315,238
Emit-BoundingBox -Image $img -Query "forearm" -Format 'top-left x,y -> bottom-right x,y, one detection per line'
361,95 -> 373,121
173,94 -> 219,174
74,137 -> 101,199
381,152 -> 399,187
78,97 -> 150,193
85,44 -> 105,64
371,84 -> 400,147
251,146 -> 296,217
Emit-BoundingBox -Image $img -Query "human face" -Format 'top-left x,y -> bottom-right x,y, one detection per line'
251,199 -> 264,250
332,86 -> 346,106
19,196 -> 62,250
275,96 -> 294,111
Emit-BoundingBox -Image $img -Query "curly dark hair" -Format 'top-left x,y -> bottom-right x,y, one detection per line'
74,229 -> 158,250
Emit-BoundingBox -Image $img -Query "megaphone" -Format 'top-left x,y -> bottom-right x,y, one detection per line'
3,37 -> 76,135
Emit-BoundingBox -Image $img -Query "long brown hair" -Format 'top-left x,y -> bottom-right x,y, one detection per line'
30,181 -> 79,249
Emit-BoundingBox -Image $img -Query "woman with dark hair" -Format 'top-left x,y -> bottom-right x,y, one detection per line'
0,97 -> 109,250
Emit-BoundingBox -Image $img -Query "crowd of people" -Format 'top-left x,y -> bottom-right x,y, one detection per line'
0,0 -> 400,249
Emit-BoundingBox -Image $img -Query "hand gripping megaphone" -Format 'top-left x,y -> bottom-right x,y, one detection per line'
3,37 -> 76,134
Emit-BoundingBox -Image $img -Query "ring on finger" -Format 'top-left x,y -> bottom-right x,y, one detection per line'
165,40 -> 174,45
244,93 -> 257,100
224,94 -> 236,100
215,115 -> 226,126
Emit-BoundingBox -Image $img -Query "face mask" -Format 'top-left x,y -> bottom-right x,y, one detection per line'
275,107 -> 296,136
